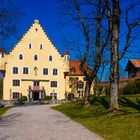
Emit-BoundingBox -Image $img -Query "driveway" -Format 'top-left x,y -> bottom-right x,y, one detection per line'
0,105 -> 103,140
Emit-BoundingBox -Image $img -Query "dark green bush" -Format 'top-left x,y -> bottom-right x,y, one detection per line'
44,95 -> 52,101
20,96 -> 27,101
104,86 -> 110,96
122,79 -> 140,95
88,95 -> 101,105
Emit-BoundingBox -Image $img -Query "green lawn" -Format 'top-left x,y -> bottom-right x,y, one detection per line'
53,94 -> 140,140
0,107 -> 8,116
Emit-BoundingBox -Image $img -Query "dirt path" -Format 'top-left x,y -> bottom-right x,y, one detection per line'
0,105 -> 103,140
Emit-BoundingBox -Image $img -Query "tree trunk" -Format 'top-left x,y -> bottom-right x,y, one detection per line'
109,0 -> 120,111
84,79 -> 92,107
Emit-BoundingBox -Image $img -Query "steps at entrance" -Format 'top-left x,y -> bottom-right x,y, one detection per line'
24,101 -> 41,106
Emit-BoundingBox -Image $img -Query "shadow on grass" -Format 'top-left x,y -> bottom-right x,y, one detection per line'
95,97 -> 140,117
119,97 -> 140,112
96,97 -> 110,110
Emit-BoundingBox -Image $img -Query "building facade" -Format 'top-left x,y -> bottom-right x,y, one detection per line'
125,59 -> 140,78
0,20 -> 88,101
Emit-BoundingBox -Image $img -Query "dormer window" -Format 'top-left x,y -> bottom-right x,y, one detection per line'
40,44 -> 43,49
34,55 -> 38,61
71,67 -> 76,74
49,55 -> 52,61
29,43 -> 31,49
19,54 -> 23,60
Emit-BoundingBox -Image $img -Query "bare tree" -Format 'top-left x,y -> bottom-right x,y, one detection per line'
59,0 -> 110,106
60,0 -> 140,109
106,0 -> 140,111
0,0 -> 21,50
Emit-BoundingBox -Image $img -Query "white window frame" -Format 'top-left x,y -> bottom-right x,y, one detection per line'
43,68 -> 48,75
12,92 -> 20,99
12,79 -> 21,87
23,67 -> 29,74
19,53 -> 24,60
50,81 -> 58,88
53,68 -> 58,76
49,55 -> 53,61
50,92 -> 58,100
13,67 -> 18,74
28,43 -> 32,49
34,54 -> 39,61
40,44 -> 43,49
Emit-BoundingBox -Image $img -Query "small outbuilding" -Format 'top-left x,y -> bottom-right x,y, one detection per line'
125,59 -> 140,78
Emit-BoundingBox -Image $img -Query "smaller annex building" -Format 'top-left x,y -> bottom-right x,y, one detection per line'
125,59 -> 140,78
0,20 -> 90,101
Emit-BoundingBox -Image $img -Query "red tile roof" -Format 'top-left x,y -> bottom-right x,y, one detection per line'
130,59 -> 140,68
126,59 -> 140,71
64,50 -> 70,55
0,48 -> 5,52
68,60 -> 91,76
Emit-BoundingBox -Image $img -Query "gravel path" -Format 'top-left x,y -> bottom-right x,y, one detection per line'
0,105 -> 103,140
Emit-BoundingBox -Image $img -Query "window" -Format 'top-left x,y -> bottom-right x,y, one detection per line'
29,43 -> 31,49
12,92 -> 20,99
49,55 -> 52,61
13,67 -> 18,74
76,77 -> 79,81
50,93 -> 57,100
50,93 -> 53,99
53,68 -> 58,75
13,80 -> 20,86
19,54 -> 23,60
40,44 -> 43,49
43,68 -> 48,75
2,52 -> 4,58
33,81 -> 40,86
70,67 -> 76,74
23,67 -> 28,74
50,81 -> 57,87
54,93 -> 57,100
83,77 -> 86,81
34,55 -> 38,61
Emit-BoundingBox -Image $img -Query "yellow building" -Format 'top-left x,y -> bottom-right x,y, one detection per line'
0,20 -> 88,101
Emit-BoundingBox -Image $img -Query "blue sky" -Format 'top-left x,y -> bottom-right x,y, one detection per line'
5,0 -> 140,79
12,0 -> 71,57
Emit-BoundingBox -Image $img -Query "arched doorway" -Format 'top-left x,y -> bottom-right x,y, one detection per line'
68,93 -> 75,100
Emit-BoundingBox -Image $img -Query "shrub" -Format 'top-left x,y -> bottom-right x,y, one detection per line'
20,96 -> 27,101
44,95 -> 52,101
88,94 -> 101,105
104,86 -> 110,96
122,79 -> 140,95
88,94 -> 109,109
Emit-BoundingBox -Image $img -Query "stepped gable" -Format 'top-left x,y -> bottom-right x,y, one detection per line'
9,19 -> 62,56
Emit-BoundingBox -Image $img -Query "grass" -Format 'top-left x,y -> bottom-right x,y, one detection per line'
0,107 -> 8,116
53,94 -> 140,140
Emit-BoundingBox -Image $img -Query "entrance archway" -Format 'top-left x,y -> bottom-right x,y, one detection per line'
33,92 -> 39,101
